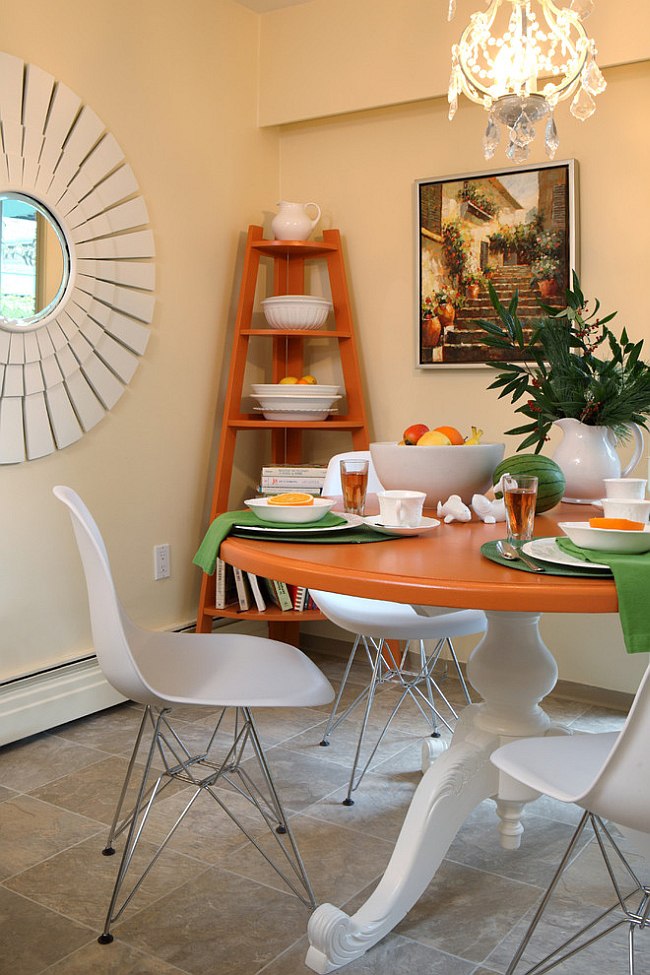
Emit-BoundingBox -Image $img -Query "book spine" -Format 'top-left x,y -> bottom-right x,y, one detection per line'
258,486 -> 322,496
273,579 -> 294,611
293,585 -> 308,612
262,466 -> 328,477
233,566 -> 251,611
246,572 -> 266,612
261,476 -> 326,488
216,558 -> 237,610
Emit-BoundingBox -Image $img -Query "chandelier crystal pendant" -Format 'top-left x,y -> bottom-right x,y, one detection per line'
448,0 -> 606,163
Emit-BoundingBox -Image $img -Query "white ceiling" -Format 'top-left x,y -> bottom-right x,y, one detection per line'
234,0 -> 312,11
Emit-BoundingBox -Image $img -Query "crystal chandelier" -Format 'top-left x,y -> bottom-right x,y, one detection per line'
447,0 -> 606,163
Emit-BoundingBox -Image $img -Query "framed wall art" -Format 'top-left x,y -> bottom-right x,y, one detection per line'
415,160 -> 578,368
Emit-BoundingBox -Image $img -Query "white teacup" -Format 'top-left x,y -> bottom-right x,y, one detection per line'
600,498 -> 650,523
603,477 -> 647,500
377,490 -> 426,528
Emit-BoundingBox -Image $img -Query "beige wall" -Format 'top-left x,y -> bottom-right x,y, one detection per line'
268,27 -> 650,692
0,0 -> 279,682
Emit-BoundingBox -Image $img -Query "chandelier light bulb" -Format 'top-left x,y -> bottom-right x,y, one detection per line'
447,0 -> 606,162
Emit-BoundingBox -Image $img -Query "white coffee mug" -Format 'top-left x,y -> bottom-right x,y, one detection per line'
603,477 -> 647,500
378,490 -> 426,528
600,498 -> 650,522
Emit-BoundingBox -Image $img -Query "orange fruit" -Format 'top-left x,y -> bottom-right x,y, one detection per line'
434,425 -> 464,446
589,517 -> 645,531
417,430 -> 451,446
267,492 -> 315,506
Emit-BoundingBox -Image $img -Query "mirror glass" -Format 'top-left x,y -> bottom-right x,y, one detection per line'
0,192 -> 69,326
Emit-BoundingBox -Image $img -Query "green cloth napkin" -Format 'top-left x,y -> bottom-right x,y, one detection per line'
556,537 -> 650,654
193,510 -> 393,575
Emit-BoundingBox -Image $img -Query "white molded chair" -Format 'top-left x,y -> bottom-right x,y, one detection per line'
491,660 -> 650,975
315,451 -> 486,804
54,486 -> 334,943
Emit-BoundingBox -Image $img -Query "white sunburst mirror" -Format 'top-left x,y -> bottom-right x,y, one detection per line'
0,52 -> 155,463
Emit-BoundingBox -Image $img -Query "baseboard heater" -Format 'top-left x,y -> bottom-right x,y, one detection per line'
0,618 -> 269,747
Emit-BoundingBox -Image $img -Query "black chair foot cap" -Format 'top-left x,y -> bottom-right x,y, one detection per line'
101,847 -> 116,856
342,798 -> 355,806
98,934 -> 114,945
276,824 -> 287,834
431,732 -> 441,738
319,740 -> 330,746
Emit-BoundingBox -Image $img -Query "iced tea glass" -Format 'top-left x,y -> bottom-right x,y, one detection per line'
340,459 -> 369,515
503,475 -> 538,543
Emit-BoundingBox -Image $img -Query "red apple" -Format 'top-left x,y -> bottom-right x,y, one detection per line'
402,423 -> 429,445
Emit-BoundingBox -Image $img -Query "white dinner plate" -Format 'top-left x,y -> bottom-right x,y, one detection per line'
234,512 -> 363,534
363,515 -> 441,537
522,537 -> 610,572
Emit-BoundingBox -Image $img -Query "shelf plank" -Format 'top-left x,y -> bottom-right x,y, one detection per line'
228,418 -> 367,430
242,329 -> 351,338
251,239 -> 337,259
203,605 -> 324,622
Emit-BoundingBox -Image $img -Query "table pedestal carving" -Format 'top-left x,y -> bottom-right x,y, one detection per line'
306,611 -> 560,972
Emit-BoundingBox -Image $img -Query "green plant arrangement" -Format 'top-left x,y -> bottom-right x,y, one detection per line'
530,254 -> 561,286
458,182 -> 498,217
435,286 -> 465,310
441,220 -> 469,282
476,272 -> 650,452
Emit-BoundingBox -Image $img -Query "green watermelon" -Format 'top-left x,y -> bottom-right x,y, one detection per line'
492,454 -> 566,513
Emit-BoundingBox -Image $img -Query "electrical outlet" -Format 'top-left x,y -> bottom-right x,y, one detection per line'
153,543 -> 171,580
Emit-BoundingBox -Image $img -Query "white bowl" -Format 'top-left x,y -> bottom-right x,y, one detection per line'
254,407 -> 337,421
261,295 -> 332,329
252,393 -> 341,411
251,383 -> 341,397
370,441 -> 505,506
245,497 -> 336,524
559,521 -> 650,554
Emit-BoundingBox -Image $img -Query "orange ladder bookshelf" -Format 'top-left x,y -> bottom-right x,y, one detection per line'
196,225 -> 370,642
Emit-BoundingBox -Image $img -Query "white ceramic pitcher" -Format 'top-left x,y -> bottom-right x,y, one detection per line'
271,201 -> 321,241
553,418 -> 645,503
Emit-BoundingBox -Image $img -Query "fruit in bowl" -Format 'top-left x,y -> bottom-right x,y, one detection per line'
370,440 -> 505,505
245,496 -> 335,524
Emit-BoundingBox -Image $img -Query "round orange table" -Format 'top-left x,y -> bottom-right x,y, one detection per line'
221,504 -> 616,973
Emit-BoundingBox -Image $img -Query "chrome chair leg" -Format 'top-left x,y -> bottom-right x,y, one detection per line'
504,812 -> 647,975
98,706 -> 317,943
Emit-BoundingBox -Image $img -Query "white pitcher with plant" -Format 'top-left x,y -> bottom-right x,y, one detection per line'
477,273 -> 650,503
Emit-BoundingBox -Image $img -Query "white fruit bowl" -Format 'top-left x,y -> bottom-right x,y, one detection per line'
252,393 -> 341,411
370,441 -> 505,506
254,407 -> 337,421
251,383 -> 341,397
261,295 -> 332,329
245,497 -> 336,524
559,521 -> 650,555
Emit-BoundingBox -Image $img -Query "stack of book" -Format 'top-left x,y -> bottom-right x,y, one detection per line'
258,463 -> 328,497
215,558 -> 317,613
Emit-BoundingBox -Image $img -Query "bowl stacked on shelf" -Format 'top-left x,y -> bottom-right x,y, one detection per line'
261,295 -> 332,330
250,383 -> 341,421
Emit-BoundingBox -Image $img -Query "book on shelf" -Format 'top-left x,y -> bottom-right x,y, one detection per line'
261,475 -> 326,489
233,566 -> 252,611
261,464 -> 328,478
262,578 -> 294,612
292,585 -> 309,612
246,572 -> 267,612
258,486 -> 322,496
215,558 -> 237,610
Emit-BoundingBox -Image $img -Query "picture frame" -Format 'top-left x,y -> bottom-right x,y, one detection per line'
415,159 -> 578,368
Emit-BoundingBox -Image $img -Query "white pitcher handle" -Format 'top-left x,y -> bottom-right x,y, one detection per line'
306,203 -> 321,229
621,422 -> 644,476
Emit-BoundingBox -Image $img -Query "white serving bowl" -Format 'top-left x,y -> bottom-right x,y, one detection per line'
245,497 -> 336,524
261,295 -> 332,329
251,383 -> 341,397
559,521 -> 650,555
252,393 -> 341,411
254,407 -> 337,421
370,441 -> 505,506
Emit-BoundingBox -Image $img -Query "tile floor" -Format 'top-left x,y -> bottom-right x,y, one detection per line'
0,649 -> 646,975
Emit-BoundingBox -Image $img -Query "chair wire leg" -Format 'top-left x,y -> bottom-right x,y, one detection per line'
102,705 -> 151,856
419,639 -> 440,737
320,635 -> 364,744
343,637 -> 384,806
99,709 -> 169,943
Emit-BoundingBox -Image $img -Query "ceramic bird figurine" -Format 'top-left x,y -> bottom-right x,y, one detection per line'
437,494 -> 472,524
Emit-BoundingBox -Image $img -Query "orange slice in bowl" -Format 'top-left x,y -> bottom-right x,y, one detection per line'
589,517 -> 645,531
267,492 -> 315,506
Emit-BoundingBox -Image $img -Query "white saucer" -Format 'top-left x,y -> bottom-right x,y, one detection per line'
364,515 -> 441,537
